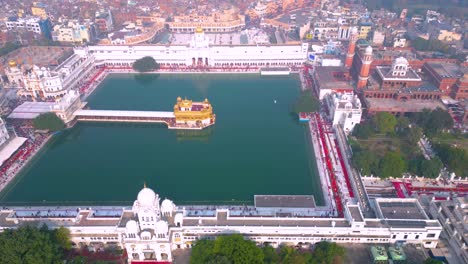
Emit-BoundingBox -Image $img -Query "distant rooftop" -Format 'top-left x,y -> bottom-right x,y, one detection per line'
314,66 -> 354,91
425,62 -> 464,79
376,199 -> 428,220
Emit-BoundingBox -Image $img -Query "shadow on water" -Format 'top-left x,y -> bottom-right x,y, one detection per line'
175,126 -> 214,142
134,74 -> 161,85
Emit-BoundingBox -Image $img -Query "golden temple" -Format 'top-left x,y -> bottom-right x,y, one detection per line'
173,97 -> 215,128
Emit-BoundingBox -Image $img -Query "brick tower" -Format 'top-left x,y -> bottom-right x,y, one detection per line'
357,45 -> 373,89
345,27 -> 358,68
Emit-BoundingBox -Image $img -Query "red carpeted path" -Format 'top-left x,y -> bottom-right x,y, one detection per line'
392,181 -> 406,198
334,139 -> 355,198
403,181 -> 468,195
131,261 -> 171,264
314,113 -> 343,217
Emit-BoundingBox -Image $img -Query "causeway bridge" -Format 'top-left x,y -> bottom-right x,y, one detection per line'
74,109 -> 176,127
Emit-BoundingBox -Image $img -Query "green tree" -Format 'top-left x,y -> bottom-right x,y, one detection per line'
426,108 -> 453,135
262,245 -> 279,264
311,241 -> 345,264
373,112 -> 397,134
0,225 -> 64,264
379,151 -> 406,178
132,56 -> 160,72
352,123 -> 375,139
352,150 -> 378,176
190,235 -> 264,264
423,257 -> 444,264
54,226 -> 72,251
33,112 -> 65,132
293,90 -> 319,114
434,143 -> 468,176
420,157 -> 443,178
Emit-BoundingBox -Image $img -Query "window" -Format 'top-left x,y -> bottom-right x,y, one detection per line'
403,235 -> 408,239
392,235 -> 396,239
415,235 -> 419,239
427,233 -> 436,238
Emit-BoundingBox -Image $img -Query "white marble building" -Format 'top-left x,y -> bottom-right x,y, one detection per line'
0,186 -> 443,263
325,92 -> 362,134
77,28 -> 308,68
4,52 -> 95,100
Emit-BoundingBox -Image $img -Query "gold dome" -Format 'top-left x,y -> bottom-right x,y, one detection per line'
8,60 -> 17,67
195,27 -> 203,33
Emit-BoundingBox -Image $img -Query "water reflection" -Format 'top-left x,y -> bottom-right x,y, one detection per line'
175,126 -> 213,142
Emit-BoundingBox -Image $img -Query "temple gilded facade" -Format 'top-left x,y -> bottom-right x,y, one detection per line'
173,97 -> 215,128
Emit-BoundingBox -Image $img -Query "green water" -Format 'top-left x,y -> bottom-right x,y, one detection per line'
0,74 -> 323,205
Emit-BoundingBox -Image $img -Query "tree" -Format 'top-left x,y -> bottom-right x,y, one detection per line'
426,108 -> 453,135
54,226 -> 72,251
132,56 -> 160,72
352,123 -> 375,139
420,157 -> 443,178
379,151 -> 406,178
423,257 -> 444,264
292,90 -> 319,114
0,225 -> 65,264
373,112 -> 397,134
190,235 -> 264,264
262,245 -> 279,264
33,112 -> 65,132
352,150 -> 378,176
434,143 -> 468,177
311,241 -> 345,264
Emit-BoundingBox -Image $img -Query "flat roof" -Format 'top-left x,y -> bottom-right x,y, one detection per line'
376,66 -> 422,81
348,206 -> 364,222
8,101 -> 55,119
75,110 -> 175,118
314,66 -> 354,91
425,62 -> 464,79
365,98 -> 445,113
254,195 -> 316,208
377,200 -> 427,220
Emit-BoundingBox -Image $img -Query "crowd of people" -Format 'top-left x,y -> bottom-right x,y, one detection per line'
0,120 -> 50,192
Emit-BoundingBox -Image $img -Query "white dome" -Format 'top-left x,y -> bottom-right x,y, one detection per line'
137,187 -> 157,207
351,27 -> 358,35
161,199 -> 175,213
365,45 -> 373,55
394,56 -> 408,65
126,220 -> 138,233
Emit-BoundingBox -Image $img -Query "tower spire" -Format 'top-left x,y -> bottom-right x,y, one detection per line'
144,182 -> 147,188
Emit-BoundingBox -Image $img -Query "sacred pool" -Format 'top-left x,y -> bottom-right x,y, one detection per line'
0,74 -> 323,205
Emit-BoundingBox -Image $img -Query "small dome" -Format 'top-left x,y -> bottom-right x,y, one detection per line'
8,60 -> 17,67
394,56 -> 408,65
126,220 -> 138,232
351,27 -> 358,35
195,27 -> 203,33
161,199 -> 175,213
137,187 -> 156,207
365,45 -> 373,55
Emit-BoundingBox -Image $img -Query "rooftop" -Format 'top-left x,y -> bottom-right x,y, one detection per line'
365,98 -> 445,113
425,62 -> 464,79
377,200 -> 428,220
254,195 -> 316,208
314,66 -> 354,91
376,66 -> 421,81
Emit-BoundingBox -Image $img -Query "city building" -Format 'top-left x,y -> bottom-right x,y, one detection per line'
95,10 -> 113,33
428,197 -> 468,264
52,20 -> 92,44
8,90 -> 82,123
311,66 -> 354,100
324,92 -> 362,134
168,8 -> 245,33
0,187 -> 443,263
5,16 -> 52,39
358,21 -> 372,40
4,51 -> 95,100
80,28 -> 308,68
